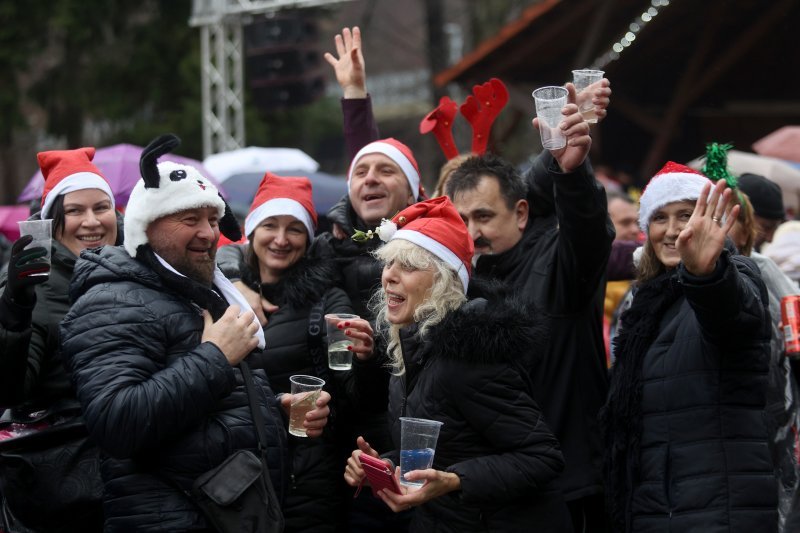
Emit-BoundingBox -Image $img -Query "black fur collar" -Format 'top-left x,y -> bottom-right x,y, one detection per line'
246,256 -> 341,308
425,296 -> 548,365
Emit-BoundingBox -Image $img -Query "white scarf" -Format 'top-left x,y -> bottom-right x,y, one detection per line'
154,253 -> 266,349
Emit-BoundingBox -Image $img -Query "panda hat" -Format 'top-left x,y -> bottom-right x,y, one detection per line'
123,134 -> 241,257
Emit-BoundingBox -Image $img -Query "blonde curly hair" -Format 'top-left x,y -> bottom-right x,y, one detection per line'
370,239 -> 466,374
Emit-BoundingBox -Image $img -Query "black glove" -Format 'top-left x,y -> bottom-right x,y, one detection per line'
3,234 -> 50,306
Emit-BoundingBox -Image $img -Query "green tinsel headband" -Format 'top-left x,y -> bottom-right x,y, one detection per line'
701,142 -> 738,189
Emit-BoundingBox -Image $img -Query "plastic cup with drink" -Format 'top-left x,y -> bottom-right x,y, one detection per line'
17,219 -> 53,277
288,375 -> 325,437
324,313 -> 360,371
399,417 -> 443,490
571,69 -> 604,123
532,86 -> 569,150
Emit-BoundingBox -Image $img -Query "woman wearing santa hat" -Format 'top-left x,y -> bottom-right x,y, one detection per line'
224,172 -> 378,532
601,163 -> 778,532
342,196 -> 572,532
0,147 -> 119,531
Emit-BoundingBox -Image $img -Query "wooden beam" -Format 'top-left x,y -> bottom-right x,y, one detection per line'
573,0 -> 615,68
609,95 -> 662,135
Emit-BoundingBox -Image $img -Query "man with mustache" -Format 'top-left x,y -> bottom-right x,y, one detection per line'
445,97 -> 614,532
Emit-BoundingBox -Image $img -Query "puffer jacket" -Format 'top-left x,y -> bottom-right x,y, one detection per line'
624,253 -> 778,532
60,245 -> 288,532
386,297 -> 572,533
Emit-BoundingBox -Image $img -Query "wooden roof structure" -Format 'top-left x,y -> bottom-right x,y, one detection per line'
436,0 -> 800,182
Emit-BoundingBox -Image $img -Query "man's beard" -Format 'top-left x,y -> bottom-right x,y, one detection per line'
172,253 -> 216,285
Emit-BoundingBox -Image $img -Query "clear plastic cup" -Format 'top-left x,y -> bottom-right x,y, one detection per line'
532,86 -> 569,150
288,375 -> 325,437
324,313 -> 359,371
399,417 -> 443,489
17,219 -> 53,276
572,69 -> 604,123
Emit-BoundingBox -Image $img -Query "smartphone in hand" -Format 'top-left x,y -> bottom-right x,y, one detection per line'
357,453 -> 402,496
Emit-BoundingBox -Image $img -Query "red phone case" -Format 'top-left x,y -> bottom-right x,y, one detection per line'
358,453 -> 402,496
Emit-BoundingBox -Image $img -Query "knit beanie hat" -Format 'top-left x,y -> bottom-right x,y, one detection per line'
638,162 -> 712,232
123,134 -> 241,257
37,147 -> 115,219
737,173 -> 785,220
244,172 -> 317,239
380,196 -> 473,292
348,138 -> 422,199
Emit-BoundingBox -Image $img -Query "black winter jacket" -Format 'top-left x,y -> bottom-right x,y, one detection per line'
236,251 -> 365,532
621,254 -> 778,532
60,246 -> 288,532
0,240 -> 76,407
474,153 -> 613,501
387,297 -> 572,533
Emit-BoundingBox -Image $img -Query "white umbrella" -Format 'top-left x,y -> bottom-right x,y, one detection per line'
687,149 -> 800,215
203,147 -> 319,183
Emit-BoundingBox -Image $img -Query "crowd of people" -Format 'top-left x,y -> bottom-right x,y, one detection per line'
0,25 -> 798,533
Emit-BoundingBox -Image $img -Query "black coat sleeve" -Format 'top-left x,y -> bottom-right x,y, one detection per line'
679,251 -> 771,346
444,359 -> 564,505
216,243 -> 247,280
60,283 -> 238,459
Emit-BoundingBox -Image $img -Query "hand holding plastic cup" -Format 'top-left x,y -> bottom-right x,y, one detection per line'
572,69 -> 604,123
532,86 -> 569,150
399,417 -> 443,490
288,375 -> 325,437
17,219 -> 53,277
325,313 -> 360,370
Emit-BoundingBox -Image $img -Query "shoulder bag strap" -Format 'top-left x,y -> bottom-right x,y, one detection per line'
239,361 -> 284,528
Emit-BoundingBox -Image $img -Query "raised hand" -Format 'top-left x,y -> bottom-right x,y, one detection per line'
3,234 -> 50,306
532,83 -> 591,172
201,306 -> 260,365
677,180 -> 739,276
323,26 -> 366,99
575,78 -> 612,123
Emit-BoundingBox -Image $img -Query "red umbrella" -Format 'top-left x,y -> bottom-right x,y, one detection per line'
0,205 -> 31,241
753,126 -> 800,163
18,143 -> 223,208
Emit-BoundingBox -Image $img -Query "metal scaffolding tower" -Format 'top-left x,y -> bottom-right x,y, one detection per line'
189,0 -> 353,158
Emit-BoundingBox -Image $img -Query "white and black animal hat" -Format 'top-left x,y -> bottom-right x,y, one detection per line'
123,134 -> 241,257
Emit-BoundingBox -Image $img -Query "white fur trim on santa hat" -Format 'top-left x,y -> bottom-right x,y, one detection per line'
244,198 -> 315,240
348,142 -> 420,199
391,228 -> 469,292
123,161 -> 225,256
41,172 -> 115,219
638,172 -> 711,232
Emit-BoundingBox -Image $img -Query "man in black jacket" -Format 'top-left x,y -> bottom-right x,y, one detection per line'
60,135 -> 330,531
445,98 -> 614,532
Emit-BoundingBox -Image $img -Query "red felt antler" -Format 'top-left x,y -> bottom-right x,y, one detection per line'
419,96 -> 459,160
460,78 -> 509,154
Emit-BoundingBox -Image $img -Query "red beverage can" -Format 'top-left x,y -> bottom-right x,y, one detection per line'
781,295 -> 800,357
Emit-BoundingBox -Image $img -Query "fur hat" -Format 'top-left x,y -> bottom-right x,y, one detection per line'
244,172 -> 317,239
37,147 -> 115,219
386,196 -> 473,292
638,162 -> 712,232
348,138 -> 422,199
123,134 -> 241,257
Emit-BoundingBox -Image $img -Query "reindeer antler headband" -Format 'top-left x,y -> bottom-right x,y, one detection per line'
419,78 -> 510,159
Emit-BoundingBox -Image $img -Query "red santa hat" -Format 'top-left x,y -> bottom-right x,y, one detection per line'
380,196 -> 473,292
638,161 -> 712,232
244,172 -> 317,239
37,147 -> 115,219
348,138 -> 422,199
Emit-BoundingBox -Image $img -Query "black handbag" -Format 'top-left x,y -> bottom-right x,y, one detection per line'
190,361 -> 284,533
0,399 -> 103,532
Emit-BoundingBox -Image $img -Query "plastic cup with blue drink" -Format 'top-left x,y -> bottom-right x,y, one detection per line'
399,417 -> 443,490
